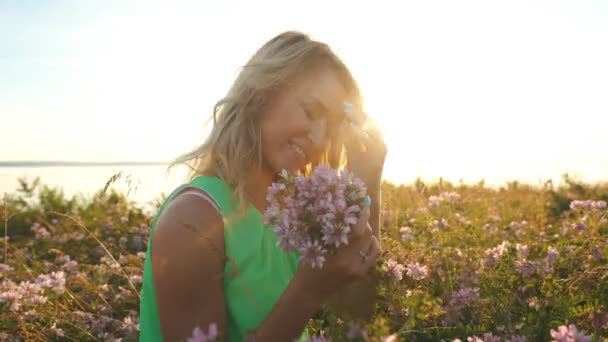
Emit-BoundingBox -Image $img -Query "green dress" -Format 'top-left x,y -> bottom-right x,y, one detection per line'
139,176 -> 309,341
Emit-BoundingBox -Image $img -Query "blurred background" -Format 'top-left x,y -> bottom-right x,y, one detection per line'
1,0 -> 607,208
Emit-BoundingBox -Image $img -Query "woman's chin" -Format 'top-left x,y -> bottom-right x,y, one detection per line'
274,162 -> 302,175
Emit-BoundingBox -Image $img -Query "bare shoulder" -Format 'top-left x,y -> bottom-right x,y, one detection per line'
151,190 -> 226,271
154,189 -> 224,239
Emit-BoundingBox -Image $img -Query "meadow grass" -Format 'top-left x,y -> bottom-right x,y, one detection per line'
1,175 -> 606,341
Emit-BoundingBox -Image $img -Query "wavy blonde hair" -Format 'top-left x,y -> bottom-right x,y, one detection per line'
168,31 -> 363,217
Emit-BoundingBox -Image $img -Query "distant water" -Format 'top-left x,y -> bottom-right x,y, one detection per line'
2,161 -> 607,214
0,163 -> 191,213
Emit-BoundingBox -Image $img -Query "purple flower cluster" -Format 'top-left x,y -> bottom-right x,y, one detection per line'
406,262 -> 429,281
429,192 -> 462,208
36,271 -> 67,295
399,226 -> 414,242
482,241 -> 510,268
514,259 -> 538,277
569,200 -> 607,211
30,222 -> 51,240
0,263 -> 14,273
515,244 -> 529,260
0,277 -> 55,312
430,218 -> 449,230
264,165 -> 367,268
513,245 -> 560,277
454,334 -> 529,342
449,287 -> 480,310
383,259 -> 406,281
549,324 -> 592,342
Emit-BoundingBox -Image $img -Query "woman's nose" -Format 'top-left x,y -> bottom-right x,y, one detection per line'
308,118 -> 327,146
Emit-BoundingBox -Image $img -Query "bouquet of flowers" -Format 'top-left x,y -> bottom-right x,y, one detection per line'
263,164 -> 368,268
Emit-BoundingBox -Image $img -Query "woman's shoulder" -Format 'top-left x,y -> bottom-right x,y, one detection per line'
150,174 -> 229,246
187,175 -> 235,215
153,187 -> 225,241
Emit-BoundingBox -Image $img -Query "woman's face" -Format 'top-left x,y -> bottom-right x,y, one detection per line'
259,66 -> 348,175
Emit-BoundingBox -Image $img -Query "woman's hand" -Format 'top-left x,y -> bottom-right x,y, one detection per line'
341,102 -> 387,180
293,204 -> 383,302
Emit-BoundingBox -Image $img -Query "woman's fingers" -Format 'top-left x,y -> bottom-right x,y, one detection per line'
343,101 -> 367,126
342,104 -> 385,155
362,236 -> 382,272
351,206 -> 370,237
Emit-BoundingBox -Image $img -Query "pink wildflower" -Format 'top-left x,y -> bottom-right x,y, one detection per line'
383,259 -> 406,281
406,262 -> 429,280
550,324 -> 591,342
187,323 -> 218,342
299,240 -> 327,269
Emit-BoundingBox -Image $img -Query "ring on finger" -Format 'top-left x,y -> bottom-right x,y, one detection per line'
359,250 -> 369,263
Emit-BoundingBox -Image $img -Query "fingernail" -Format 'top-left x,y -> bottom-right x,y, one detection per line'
364,195 -> 371,207
344,102 -> 353,116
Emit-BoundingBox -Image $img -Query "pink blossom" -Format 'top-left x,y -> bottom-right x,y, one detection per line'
28,295 -> 47,305
482,241 -> 510,268
429,192 -> 461,208
382,333 -> 398,342
129,274 -> 143,284
122,316 -> 140,333
0,263 -> 14,273
50,323 -> 65,337
528,297 -> 541,311
449,287 -> 480,309
570,199 -> 607,211
383,259 -> 406,281
516,244 -> 529,260
187,323 -> 218,342
484,332 -> 502,342
299,240 -> 327,269
545,246 -> 559,265
400,226 -> 414,242
431,219 -> 449,230
0,289 -> 22,303
550,324 -> 591,342
406,262 -> 429,280
515,259 -> 538,277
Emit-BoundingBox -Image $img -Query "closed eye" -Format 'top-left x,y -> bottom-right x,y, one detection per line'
304,108 -> 322,121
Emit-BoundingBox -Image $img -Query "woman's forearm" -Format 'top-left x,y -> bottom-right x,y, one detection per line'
327,171 -> 382,320
250,271 -> 323,341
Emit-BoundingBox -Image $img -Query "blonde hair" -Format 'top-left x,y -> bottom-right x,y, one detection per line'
168,31 -> 363,217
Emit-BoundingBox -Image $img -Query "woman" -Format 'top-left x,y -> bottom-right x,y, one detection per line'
139,31 -> 387,341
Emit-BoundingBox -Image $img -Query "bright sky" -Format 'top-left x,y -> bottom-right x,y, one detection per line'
1,0 -> 607,186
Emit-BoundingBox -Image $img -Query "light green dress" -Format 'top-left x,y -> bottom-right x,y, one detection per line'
139,176 -> 309,341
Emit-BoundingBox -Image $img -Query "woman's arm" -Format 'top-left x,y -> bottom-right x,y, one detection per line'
326,168 -> 383,320
247,270 -> 324,341
152,193 -> 228,341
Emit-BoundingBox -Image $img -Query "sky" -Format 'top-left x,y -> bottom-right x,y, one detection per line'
1,0 -> 607,186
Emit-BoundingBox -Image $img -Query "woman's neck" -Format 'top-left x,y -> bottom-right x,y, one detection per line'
245,162 -> 275,213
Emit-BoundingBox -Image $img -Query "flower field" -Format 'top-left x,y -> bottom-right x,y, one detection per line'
1,175 -> 607,341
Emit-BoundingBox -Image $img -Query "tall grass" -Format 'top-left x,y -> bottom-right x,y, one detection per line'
1,175 -> 606,341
